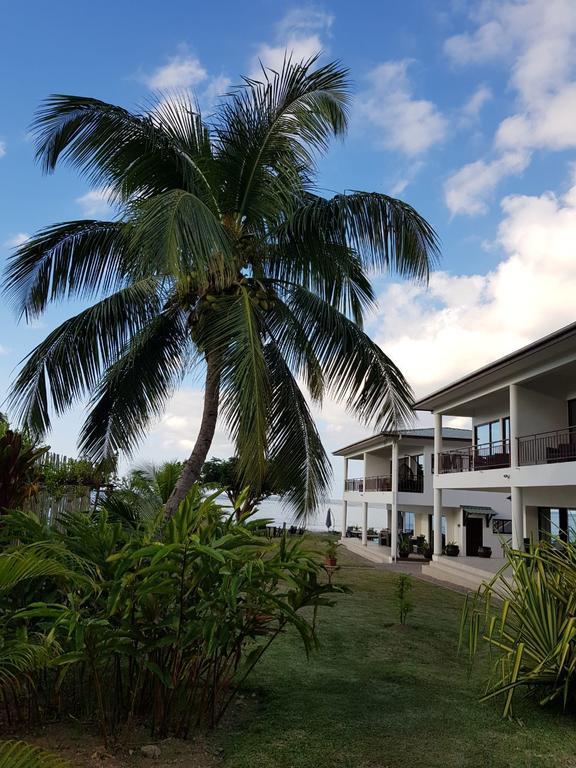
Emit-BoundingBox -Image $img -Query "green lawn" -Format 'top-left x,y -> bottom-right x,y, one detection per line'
217,546 -> 576,768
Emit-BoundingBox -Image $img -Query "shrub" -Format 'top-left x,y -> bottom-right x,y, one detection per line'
0,488 -> 342,742
462,539 -> 576,716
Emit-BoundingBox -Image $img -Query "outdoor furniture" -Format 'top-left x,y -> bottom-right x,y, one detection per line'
378,528 -> 391,547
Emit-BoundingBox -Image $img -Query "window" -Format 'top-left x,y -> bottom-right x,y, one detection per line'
474,419 -> 507,456
538,508 -> 576,543
493,519 -> 512,534
398,454 -> 424,492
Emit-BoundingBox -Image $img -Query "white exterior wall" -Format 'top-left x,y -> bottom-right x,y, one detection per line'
516,386 -> 567,435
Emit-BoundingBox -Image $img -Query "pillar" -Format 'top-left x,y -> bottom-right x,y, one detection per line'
511,486 -> 523,550
509,383 -> 519,468
433,413 -> 443,557
391,441 -> 399,559
341,500 -> 348,542
362,501 -> 368,546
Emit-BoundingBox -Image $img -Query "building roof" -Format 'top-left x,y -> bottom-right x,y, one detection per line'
333,427 -> 472,457
414,320 -> 576,412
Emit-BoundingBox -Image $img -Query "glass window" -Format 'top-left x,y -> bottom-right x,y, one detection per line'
475,422 -> 490,446
493,519 -> 512,534
475,419 -> 505,455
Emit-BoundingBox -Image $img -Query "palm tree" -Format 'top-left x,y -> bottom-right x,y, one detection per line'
4,57 -> 439,518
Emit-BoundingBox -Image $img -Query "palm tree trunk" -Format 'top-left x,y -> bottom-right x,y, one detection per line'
165,352 -> 221,518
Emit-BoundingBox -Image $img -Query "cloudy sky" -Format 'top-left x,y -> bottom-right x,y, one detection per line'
2,0 -> 576,492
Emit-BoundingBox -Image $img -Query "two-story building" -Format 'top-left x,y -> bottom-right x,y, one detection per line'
335,427 -> 511,563
414,321 -> 576,560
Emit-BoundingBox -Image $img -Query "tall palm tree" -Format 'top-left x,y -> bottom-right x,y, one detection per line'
3,57 -> 439,518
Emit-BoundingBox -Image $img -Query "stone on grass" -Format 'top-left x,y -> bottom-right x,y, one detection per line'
141,744 -> 161,759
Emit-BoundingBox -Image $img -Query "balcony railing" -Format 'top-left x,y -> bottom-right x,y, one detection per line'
344,475 -> 424,493
439,440 -> 510,474
518,426 -> 576,466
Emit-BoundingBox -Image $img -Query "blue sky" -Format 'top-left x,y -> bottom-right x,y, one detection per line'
2,0 -> 576,490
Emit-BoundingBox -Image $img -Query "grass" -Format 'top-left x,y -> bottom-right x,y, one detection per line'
215,544 -> 576,768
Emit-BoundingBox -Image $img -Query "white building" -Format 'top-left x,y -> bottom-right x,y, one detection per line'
336,322 -> 576,585
415,321 -> 576,559
335,428 -> 511,562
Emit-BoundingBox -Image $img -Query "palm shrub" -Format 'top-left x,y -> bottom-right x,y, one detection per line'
462,539 -> 576,716
0,489 -> 342,742
0,421 -> 48,513
4,56 -> 439,519
0,741 -> 71,767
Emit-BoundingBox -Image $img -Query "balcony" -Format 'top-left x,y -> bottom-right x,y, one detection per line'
518,426 -> 576,466
439,440 -> 510,474
344,475 -> 424,493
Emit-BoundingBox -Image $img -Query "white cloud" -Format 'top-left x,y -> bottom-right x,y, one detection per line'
251,7 -> 333,77
201,74 -> 232,109
3,233 -> 29,248
444,0 -> 576,215
0,140 -> 6,158
373,176 -> 576,395
444,149 -> 531,216
357,60 -> 447,156
145,53 -> 207,90
75,188 -> 114,218
461,84 -> 492,120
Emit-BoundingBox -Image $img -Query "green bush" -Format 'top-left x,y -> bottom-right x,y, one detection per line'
0,488 -> 342,742
462,539 -> 576,716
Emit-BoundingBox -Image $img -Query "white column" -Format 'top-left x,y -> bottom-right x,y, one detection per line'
362,501 -> 368,546
362,452 -> 367,493
341,500 -> 348,542
510,384 -> 519,468
433,413 -> 443,557
511,486 -> 524,550
391,441 -> 399,560
510,385 -> 522,549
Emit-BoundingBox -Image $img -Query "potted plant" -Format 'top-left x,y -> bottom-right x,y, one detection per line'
445,541 -> 460,557
477,545 -> 492,558
421,539 -> 433,560
398,534 -> 412,560
324,539 -> 339,567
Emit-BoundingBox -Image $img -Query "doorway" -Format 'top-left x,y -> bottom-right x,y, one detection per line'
465,517 -> 483,556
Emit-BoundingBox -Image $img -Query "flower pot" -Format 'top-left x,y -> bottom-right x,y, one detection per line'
445,545 -> 459,557
325,556 -> 337,567
398,551 -> 410,560
477,546 -> 492,558
423,551 -> 433,561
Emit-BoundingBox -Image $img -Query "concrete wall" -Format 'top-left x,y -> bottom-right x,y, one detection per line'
516,386 -> 567,436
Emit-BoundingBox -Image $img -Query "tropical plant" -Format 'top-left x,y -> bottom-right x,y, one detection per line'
0,488 -> 343,743
0,741 -> 70,767
0,422 -> 48,512
398,533 -> 412,557
395,573 -> 413,625
4,56 -> 439,520
461,539 -> 576,716
201,456 -> 288,513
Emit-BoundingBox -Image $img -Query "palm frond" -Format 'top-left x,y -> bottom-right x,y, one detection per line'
281,191 -> 440,280
216,56 -> 350,219
8,279 -> 162,436
3,220 -> 130,318
79,307 -> 192,460
284,286 -> 414,429
0,740 -> 71,768
264,342 -> 331,518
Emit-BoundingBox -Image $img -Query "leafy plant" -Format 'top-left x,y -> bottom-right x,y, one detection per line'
0,488 -> 344,743
0,741 -> 71,767
325,539 -> 339,560
0,424 -> 48,513
4,57 -> 438,521
461,539 -> 576,716
395,573 -> 413,625
398,534 -> 412,557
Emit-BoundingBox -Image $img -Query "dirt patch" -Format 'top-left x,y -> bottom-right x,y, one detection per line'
19,722 -> 222,767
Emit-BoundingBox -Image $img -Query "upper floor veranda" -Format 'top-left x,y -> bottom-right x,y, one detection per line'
414,322 -> 576,490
